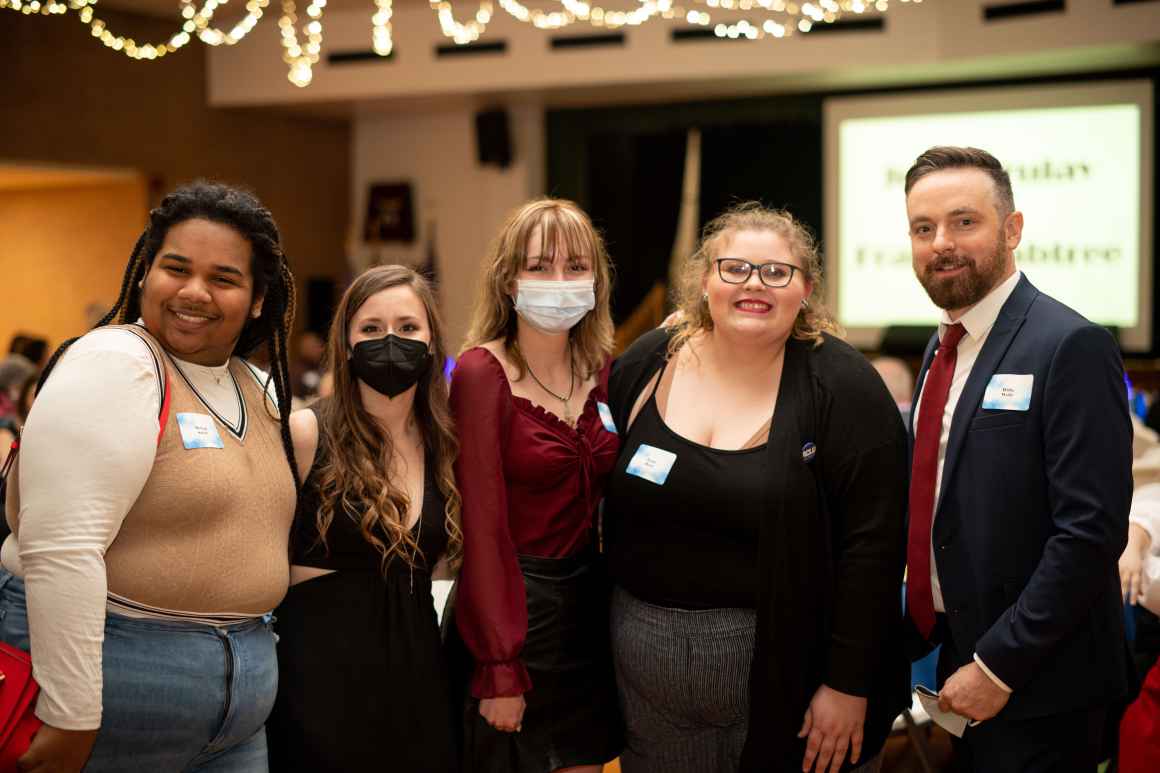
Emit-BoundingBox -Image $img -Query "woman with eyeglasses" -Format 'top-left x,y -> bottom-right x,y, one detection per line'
604,202 -> 910,773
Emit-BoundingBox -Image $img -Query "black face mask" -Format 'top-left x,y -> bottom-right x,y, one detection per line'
349,334 -> 432,398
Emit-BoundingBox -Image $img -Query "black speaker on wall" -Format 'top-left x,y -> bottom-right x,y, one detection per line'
475,109 -> 513,168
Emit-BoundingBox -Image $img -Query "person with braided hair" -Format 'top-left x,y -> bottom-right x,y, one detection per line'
0,181 -> 300,773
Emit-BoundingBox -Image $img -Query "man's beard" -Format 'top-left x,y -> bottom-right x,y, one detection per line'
917,234 -> 1010,312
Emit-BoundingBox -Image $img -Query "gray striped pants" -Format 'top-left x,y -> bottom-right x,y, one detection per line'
610,587 -> 882,773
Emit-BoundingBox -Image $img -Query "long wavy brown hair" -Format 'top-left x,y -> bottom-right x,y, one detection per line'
670,201 -> 841,356
315,265 -> 462,572
462,198 -> 615,379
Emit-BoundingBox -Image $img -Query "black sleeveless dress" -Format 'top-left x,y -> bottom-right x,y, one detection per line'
266,407 -> 459,772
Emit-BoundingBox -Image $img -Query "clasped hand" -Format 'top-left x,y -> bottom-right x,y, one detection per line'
479,695 -> 525,734
798,684 -> 867,773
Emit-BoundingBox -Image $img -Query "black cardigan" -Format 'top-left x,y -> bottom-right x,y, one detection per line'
608,329 -> 911,772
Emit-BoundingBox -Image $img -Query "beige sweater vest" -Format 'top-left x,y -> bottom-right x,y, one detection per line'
8,327 -> 296,615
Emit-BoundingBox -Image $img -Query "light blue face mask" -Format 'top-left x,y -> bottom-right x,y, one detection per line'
513,278 -> 596,334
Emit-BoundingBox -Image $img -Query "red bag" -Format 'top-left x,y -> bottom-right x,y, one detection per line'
1121,656 -> 1160,773
0,642 -> 42,772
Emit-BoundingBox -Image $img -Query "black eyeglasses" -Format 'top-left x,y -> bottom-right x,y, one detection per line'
715,258 -> 800,288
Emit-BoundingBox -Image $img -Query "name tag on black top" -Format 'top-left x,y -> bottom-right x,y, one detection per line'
625,444 -> 677,485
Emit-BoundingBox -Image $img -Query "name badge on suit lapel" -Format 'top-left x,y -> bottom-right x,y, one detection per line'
982,374 -> 1033,411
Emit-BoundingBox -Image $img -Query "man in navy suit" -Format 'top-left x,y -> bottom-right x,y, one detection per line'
903,146 -> 1133,771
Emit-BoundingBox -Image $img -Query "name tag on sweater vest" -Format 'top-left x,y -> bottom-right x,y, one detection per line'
177,412 -> 225,449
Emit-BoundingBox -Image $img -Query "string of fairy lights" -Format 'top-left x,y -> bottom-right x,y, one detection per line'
1,0 -> 921,85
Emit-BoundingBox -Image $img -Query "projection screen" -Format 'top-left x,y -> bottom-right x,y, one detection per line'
823,80 -> 1154,351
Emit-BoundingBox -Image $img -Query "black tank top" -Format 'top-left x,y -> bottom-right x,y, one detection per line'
291,403 -> 448,574
604,363 -> 766,610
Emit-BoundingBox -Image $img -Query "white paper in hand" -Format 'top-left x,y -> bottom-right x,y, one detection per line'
914,686 -> 979,738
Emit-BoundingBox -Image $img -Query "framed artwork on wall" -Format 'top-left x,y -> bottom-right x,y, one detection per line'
363,182 -> 415,243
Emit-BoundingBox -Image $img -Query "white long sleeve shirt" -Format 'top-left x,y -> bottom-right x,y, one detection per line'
2,327 -> 264,729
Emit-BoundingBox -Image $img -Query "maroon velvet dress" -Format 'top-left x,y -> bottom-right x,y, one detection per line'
449,346 -> 623,772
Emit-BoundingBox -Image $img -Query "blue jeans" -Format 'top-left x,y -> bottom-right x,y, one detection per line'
0,571 -> 278,772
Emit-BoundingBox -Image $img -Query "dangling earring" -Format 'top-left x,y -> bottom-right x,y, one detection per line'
702,292 -> 709,302
800,299 -> 808,309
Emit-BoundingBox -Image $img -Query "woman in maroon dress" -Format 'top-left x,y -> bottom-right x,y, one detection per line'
450,199 -> 621,773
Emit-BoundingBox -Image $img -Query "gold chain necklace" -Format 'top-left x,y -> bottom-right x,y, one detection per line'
524,347 -> 576,424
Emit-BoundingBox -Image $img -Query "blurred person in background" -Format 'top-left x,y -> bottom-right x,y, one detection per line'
8,335 -> 49,370
870,356 -> 914,427
1117,415 -> 1160,772
291,330 -> 326,401
0,354 -> 37,540
0,353 -> 36,427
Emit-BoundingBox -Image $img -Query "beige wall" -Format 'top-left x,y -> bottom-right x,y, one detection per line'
352,103 -> 545,350
0,180 -> 148,350
0,10 -> 351,342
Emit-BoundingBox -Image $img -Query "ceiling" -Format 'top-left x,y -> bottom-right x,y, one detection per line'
99,0 -> 425,18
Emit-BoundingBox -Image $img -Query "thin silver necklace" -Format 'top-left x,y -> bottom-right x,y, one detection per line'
525,346 -> 576,423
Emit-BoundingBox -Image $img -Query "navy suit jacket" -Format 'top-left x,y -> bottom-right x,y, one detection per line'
909,274 -> 1133,720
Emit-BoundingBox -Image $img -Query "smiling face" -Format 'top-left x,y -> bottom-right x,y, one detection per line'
348,284 -> 433,351
139,218 -> 262,366
703,229 -> 812,345
906,167 -> 1023,317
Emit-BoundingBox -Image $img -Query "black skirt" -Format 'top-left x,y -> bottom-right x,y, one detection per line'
450,551 -> 623,773
267,569 -> 460,772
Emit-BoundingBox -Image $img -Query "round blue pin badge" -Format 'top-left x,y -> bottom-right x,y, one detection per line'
801,441 -> 817,463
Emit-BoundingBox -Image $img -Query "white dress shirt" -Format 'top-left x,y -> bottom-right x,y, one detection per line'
913,269 -> 1022,692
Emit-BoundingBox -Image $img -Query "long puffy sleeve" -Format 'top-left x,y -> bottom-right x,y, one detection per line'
450,348 -> 533,699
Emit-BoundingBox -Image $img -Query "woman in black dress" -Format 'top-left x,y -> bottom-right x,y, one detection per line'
266,265 -> 463,772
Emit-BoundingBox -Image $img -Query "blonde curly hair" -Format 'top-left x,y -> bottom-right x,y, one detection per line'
669,201 -> 841,356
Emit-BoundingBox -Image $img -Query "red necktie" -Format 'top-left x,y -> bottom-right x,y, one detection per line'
907,322 -> 966,639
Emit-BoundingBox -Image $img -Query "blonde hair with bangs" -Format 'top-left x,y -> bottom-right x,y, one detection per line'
462,198 -> 614,379
669,201 -> 841,356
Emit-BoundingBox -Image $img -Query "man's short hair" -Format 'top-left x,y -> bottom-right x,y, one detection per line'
904,146 -> 1016,217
